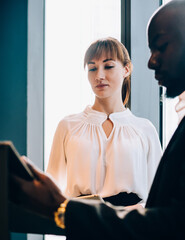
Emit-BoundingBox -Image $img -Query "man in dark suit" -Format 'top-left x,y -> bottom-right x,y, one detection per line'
10,0 -> 185,239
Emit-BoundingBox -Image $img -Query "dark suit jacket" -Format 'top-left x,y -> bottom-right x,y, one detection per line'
65,117 -> 185,240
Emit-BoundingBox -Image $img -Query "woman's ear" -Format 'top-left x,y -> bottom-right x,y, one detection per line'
123,64 -> 131,78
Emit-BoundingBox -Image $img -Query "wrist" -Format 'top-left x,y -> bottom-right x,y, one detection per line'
54,199 -> 69,229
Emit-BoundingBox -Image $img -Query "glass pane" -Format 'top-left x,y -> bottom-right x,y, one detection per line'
44,1 -> 121,239
45,0 -> 121,168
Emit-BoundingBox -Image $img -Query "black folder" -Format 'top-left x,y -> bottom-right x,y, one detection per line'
0,141 -> 64,240
0,141 -> 34,180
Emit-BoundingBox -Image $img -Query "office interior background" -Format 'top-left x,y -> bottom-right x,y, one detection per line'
0,0 -> 176,239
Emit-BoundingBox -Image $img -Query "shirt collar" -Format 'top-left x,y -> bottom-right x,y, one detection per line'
84,105 -> 131,125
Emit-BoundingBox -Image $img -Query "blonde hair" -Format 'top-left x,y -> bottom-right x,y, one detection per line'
84,37 -> 132,106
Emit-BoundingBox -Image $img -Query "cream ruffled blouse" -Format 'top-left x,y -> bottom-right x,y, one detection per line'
47,106 -> 162,204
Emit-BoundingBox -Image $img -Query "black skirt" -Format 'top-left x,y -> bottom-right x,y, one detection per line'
103,192 -> 142,206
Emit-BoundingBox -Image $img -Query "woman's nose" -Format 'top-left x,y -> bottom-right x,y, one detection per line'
95,68 -> 105,81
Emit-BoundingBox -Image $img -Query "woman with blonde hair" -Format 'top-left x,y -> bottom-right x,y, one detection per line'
47,37 -> 162,209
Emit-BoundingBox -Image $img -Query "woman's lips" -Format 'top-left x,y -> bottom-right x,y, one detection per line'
96,84 -> 109,88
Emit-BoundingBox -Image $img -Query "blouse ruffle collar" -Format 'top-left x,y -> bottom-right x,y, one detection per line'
84,105 -> 132,125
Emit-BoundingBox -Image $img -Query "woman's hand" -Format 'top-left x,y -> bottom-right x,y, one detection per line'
123,204 -> 144,211
9,157 -> 66,219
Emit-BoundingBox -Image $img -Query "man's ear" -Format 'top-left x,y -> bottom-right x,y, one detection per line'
123,64 -> 131,78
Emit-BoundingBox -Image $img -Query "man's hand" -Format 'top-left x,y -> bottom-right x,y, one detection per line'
9,158 -> 66,219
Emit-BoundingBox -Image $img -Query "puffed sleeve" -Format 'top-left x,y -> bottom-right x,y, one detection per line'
46,120 -> 68,191
146,121 -> 162,192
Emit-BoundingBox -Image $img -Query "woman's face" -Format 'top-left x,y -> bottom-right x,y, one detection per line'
87,54 -> 130,100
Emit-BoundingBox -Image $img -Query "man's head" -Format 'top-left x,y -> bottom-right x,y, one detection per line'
148,0 -> 185,98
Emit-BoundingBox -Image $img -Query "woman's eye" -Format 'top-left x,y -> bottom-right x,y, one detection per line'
105,65 -> 114,69
88,67 -> 97,72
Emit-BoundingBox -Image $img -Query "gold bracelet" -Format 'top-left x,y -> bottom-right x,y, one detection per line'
54,199 -> 69,229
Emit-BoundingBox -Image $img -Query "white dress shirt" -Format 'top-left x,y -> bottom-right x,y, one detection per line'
47,106 -> 162,204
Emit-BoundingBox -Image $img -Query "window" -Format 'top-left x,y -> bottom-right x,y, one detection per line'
44,0 -> 121,169
44,1 -> 121,239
